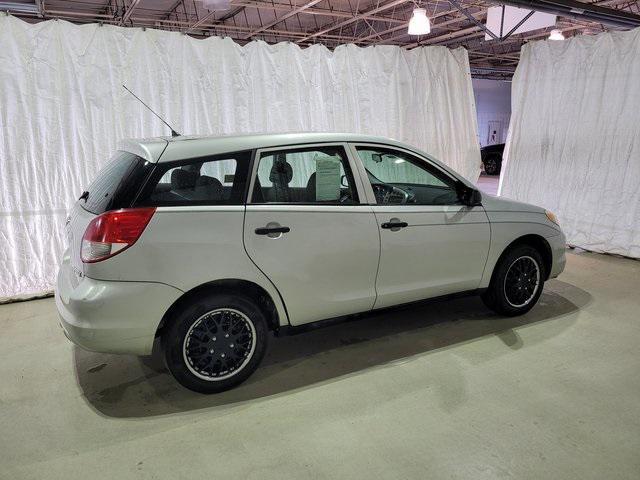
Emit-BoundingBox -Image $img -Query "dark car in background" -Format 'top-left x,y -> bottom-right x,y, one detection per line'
480,143 -> 505,175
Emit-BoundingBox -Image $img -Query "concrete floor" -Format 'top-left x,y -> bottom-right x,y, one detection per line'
1,251 -> 639,480
476,173 -> 499,195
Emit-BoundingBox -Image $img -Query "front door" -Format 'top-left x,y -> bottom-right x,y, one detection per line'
351,144 -> 491,309
243,144 -> 380,326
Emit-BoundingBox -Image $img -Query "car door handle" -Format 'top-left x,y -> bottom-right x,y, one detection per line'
381,221 -> 408,230
255,226 -> 291,235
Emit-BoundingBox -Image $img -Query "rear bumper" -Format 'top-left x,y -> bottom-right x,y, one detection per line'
55,258 -> 183,355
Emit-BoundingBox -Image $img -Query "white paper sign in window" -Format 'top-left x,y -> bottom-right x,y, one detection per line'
314,154 -> 342,201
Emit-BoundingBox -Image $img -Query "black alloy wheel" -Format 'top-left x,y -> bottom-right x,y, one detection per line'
183,308 -> 255,381
164,293 -> 268,393
481,245 -> 545,316
503,256 -> 540,308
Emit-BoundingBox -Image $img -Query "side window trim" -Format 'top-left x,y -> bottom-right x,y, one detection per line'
247,142 -> 365,205
348,143 -> 462,207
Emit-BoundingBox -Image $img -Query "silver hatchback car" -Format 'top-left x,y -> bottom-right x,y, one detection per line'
57,133 -> 566,393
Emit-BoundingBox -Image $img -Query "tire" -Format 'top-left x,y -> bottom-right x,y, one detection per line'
483,154 -> 502,175
481,245 -> 546,316
163,293 -> 268,394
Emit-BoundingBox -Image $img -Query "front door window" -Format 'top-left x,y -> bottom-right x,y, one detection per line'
356,147 -> 460,206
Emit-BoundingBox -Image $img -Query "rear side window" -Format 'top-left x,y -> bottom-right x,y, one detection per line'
81,152 -> 147,214
136,151 -> 252,206
250,146 -> 359,204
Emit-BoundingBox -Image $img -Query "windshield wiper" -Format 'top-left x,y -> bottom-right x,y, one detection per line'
79,191 -> 89,202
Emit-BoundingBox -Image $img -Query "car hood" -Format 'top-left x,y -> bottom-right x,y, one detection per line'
481,193 -> 545,214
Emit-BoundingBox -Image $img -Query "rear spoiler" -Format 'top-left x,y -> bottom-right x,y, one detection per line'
117,138 -> 169,164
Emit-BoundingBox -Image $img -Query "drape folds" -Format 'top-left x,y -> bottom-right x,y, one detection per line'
0,15 -> 480,298
500,28 -> 640,258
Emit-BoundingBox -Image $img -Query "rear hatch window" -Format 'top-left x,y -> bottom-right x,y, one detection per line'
66,151 -> 151,278
81,152 -> 148,214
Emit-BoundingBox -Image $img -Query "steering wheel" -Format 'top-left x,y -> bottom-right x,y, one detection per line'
339,190 -> 352,203
372,183 -> 412,204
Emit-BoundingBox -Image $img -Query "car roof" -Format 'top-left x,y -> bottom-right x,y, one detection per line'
119,132 -> 414,164
117,132 -> 474,188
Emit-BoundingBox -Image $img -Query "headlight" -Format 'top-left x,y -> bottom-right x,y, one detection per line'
545,210 -> 560,226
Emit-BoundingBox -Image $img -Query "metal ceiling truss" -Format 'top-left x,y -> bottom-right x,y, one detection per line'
4,0 -> 640,78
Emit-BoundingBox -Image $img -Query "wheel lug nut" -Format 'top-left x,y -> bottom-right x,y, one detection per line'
221,353 -> 225,358
230,344 -> 234,348
210,349 -> 214,354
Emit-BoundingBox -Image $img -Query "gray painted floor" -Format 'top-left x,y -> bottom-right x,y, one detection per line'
1,250 -> 639,479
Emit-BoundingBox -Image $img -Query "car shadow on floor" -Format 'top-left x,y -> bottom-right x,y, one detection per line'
74,280 -> 591,418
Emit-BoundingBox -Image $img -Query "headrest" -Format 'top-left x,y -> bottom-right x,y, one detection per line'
196,175 -> 222,188
193,175 -> 223,200
171,169 -> 197,190
269,160 -> 293,185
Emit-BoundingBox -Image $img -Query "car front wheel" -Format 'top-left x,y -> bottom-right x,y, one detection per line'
163,293 -> 268,393
482,245 -> 545,316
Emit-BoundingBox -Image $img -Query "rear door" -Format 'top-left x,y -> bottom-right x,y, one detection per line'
243,143 -> 380,326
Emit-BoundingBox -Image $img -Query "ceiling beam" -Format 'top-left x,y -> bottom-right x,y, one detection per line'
407,0 -> 632,50
447,0 -> 498,39
185,8 -> 219,33
234,0 -> 407,23
469,51 -> 520,60
294,0 -> 412,43
499,0 -> 640,28
369,8 -> 484,44
120,0 -> 143,25
35,0 -> 44,17
356,6 -> 460,43
402,24 -> 483,48
162,0 -> 186,20
450,0 -> 629,52
41,8 -> 370,44
243,0 -> 324,39
217,6 -> 246,22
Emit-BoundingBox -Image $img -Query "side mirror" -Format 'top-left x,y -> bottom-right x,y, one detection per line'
341,175 -> 348,187
456,182 -> 482,206
371,153 -> 383,163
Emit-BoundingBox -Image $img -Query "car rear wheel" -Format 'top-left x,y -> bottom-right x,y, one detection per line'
163,293 -> 268,393
481,245 -> 545,316
483,154 -> 502,175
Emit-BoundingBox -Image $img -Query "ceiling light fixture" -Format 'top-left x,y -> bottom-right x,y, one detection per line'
408,8 -> 431,36
548,29 -> 565,40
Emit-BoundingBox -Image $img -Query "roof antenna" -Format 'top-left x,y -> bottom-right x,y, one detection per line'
122,84 -> 181,137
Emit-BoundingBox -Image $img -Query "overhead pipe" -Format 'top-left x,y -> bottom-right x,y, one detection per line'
496,0 -> 640,29
0,2 -> 38,13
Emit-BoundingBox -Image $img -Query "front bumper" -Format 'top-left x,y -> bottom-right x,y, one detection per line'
56,257 -> 183,355
547,231 -> 567,279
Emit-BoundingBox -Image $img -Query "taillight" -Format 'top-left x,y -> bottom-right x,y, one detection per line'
81,207 -> 156,263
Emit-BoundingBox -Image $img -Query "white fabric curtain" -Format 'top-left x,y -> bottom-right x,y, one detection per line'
500,28 -> 640,258
0,15 -> 480,299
